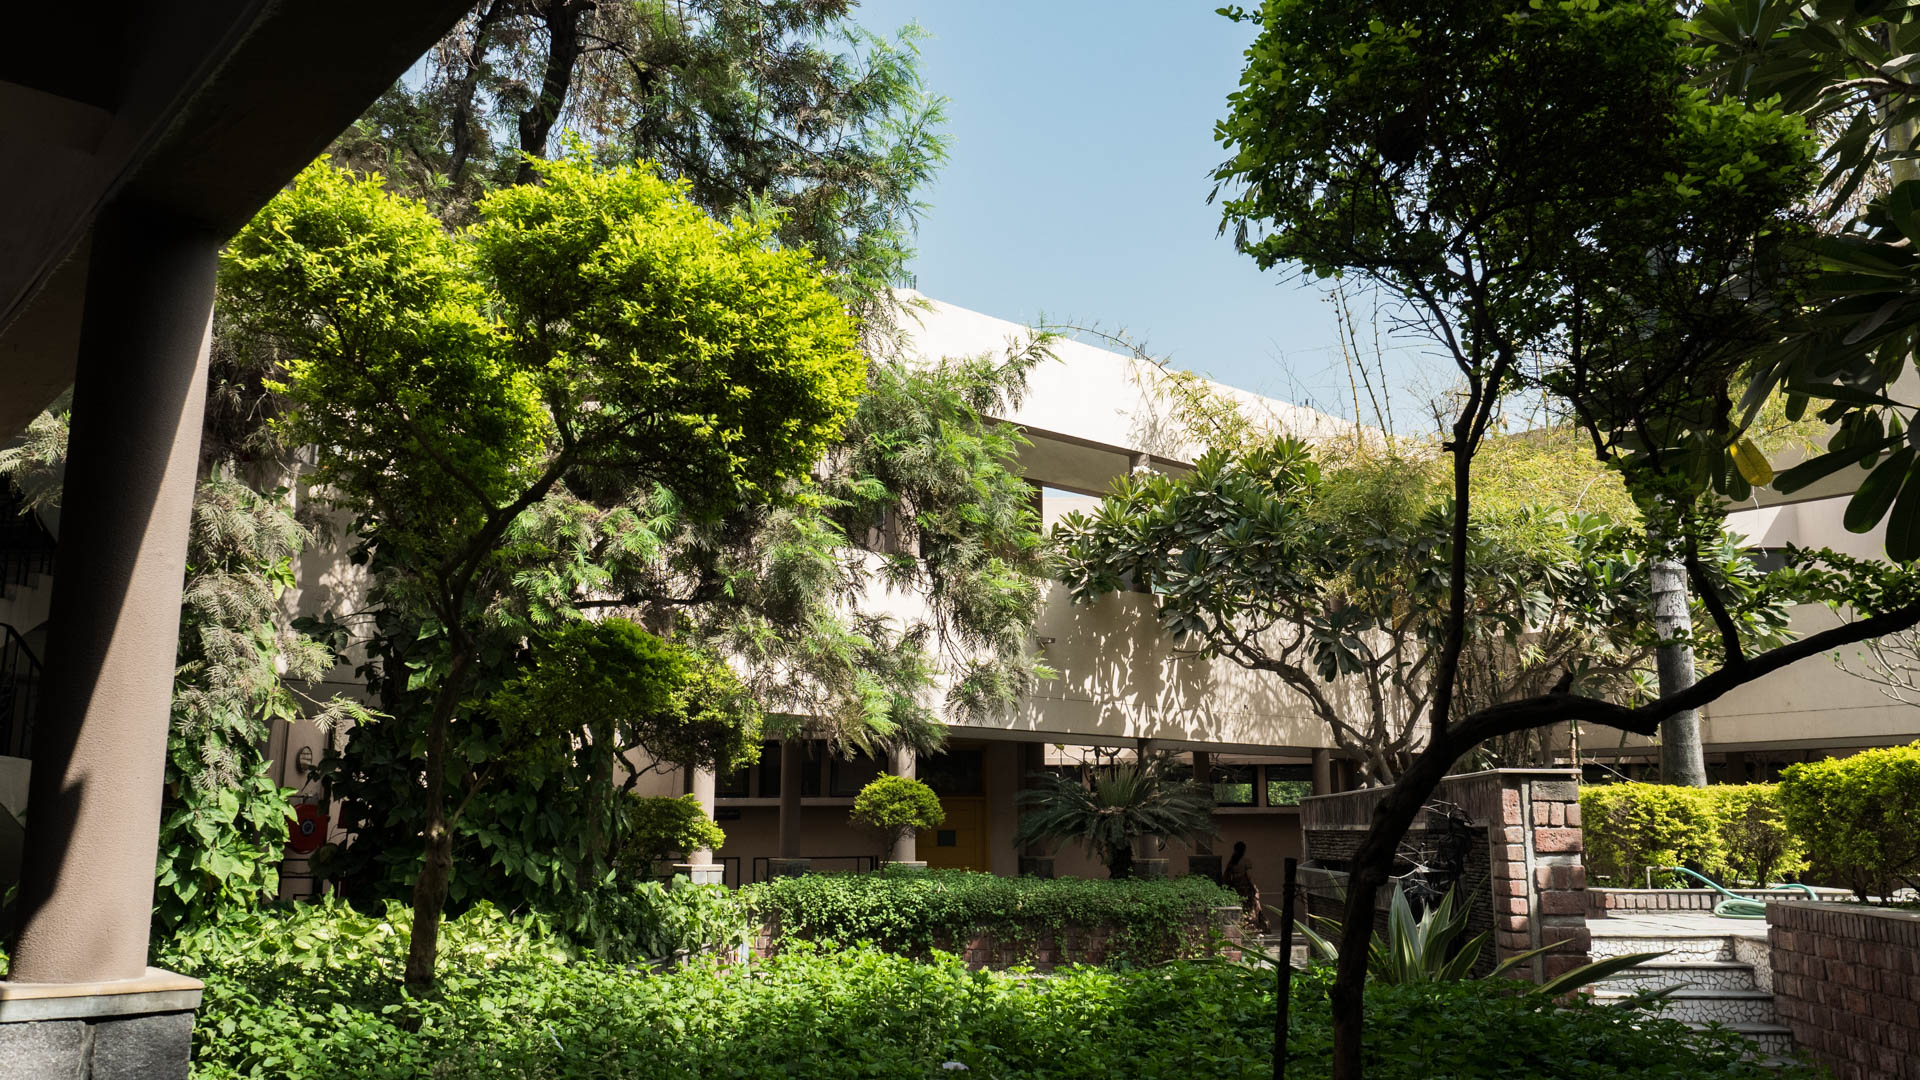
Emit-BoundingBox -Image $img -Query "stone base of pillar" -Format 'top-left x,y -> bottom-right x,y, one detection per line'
671,863 -> 726,886
767,857 -> 812,878
0,968 -> 201,1080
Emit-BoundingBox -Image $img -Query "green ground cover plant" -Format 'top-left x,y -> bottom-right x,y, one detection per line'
1778,743 -> 1920,902
741,868 -> 1238,961
1580,782 -> 1806,888
145,901 -> 1806,1080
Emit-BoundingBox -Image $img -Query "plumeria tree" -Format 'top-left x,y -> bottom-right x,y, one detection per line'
1207,1 -> 1920,1074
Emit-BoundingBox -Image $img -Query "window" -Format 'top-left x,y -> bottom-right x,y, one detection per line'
755,742 -> 783,798
828,749 -> 882,798
920,748 -> 985,796
714,765 -> 750,799
1211,763 -> 1255,807
1264,764 -> 1314,807
756,741 -> 821,798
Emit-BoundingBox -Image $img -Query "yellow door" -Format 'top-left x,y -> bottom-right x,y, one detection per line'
920,796 -> 988,871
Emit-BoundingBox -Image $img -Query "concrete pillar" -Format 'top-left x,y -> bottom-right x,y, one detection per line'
887,745 -> 917,864
1191,750 -> 1213,853
12,203 -> 218,984
777,739 -> 804,858
675,766 -> 723,885
1312,749 -> 1333,796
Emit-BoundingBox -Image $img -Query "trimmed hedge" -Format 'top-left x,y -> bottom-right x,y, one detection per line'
146,901 -> 1807,1079
740,867 -> 1239,961
1779,743 -> 1920,902
1579,782 -> 1805,888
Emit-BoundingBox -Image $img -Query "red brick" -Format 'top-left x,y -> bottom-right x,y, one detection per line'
1533,828 -> 1582,853
1563,804 -> 1582,827
1541,891 -> 1587,916
1500,788 -> 1521,826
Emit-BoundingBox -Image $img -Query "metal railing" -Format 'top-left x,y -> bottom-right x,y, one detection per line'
0,622 -> 42,758
0,490 -> 55,598
749,855 -> 877,884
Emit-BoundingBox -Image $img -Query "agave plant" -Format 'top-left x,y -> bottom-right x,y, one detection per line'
1291,883 -> 1664,996
1014,756 -> 1217,877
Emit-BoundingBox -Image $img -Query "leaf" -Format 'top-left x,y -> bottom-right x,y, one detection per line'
1844,447 -> 1914,533
1772,439 -> 1881,493
1731,437 -> 1774,487
1886,459 -> 1920,561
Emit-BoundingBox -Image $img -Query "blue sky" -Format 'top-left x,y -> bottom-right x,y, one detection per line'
853,0 -> 1434,421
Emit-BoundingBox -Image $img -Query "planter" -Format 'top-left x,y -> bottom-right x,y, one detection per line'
767,857 -> 812,879
1133,858 -> 1169,880
1018,855 -> 1055,879
1188,854 -> 1223,881
882,860 -> 929,872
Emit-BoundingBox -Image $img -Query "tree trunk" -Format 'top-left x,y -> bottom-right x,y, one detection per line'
1330,735 -> 1457,1080
1650,553 -> 1707,786
514,0 -> 585,183
404,649 -> 473,991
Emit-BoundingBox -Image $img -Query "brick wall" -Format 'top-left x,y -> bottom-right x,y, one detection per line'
1301,769 -> 1591,981
1768,901 -> 1920,1080
1592,886 -> 1854,915
752,906 -> 1244,971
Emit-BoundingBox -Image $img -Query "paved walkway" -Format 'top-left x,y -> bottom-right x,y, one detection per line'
1589,910 -> 1768,941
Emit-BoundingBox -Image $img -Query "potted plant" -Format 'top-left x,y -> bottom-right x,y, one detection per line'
851,775 -> 945,869
615,794 -> 726,881
1014,756 -> 1216,878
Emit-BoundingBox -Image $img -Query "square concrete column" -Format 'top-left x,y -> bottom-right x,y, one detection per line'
12,204 -> 217,985
3,202 -> 218,1080
776,739 -> 804,858
887,745 -> 918,864
673,766 -> 723,885
1312,749 -> 1333,796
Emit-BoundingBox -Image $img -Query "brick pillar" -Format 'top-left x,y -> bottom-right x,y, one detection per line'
1485,774 -> 1589,981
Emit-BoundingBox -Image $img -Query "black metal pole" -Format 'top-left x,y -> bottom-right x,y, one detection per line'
1274,856 -> 1299,1080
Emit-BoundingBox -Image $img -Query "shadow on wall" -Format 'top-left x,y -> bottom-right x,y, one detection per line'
1005,584 -> 1393,751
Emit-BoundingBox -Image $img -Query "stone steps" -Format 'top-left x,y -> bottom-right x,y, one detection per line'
1589,921 -> 1796,1066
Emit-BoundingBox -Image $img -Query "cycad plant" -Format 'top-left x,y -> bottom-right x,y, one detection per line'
1014,756 -> 1216,878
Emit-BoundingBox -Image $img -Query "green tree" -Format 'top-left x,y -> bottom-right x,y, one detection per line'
330,0 -> 943,314
1690,1 -> 1920,555
1210,1 -> 1903,1074
219,154 -> 864,988
1055,440 -> 1796,780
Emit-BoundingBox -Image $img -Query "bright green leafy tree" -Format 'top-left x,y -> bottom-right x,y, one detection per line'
219,154 -> 863,988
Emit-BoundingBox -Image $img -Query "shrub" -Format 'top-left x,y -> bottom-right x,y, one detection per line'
146,902 -> 1808,1079
1579,782 -> 1806,887
741,867 -> 1240,962
849,775 -> 944,859
561,876 -> 752,966
616,793 -> 726,876
1779,743 -> 1920,902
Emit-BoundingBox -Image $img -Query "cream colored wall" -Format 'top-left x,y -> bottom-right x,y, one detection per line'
1579,496 -> 1920,758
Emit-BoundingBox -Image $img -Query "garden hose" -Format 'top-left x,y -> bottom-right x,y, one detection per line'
1661,866 -> 1818,918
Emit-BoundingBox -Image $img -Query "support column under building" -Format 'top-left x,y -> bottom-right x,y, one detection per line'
677,766 -> 723,885
777,739 -> 804,858
1311,749 -> 1333,796
887,745 -> 919,865
4,202 -> 219,1080
13,205 -> 218,984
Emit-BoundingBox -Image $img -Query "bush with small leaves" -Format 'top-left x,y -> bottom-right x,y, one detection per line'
1779,743 -> 1920,902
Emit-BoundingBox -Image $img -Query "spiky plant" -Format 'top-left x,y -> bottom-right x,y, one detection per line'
1014,756 -> 1217,878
